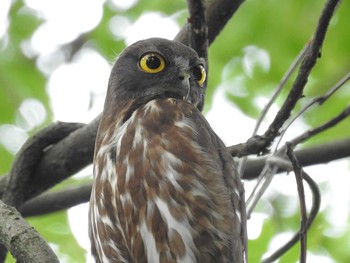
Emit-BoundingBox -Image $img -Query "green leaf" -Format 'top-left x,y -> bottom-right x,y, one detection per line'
27,212 -> 86,263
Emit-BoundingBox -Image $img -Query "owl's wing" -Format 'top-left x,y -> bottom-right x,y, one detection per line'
182,99 -> 247,262
90,98 -> 246,263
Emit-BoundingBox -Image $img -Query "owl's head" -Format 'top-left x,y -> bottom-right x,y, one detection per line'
107,38 -> 207,112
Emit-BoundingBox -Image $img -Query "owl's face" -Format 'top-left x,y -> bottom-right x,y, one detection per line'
107,38 -> 207,111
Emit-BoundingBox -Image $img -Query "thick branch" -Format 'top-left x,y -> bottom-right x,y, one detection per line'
0,200 -> 59,263
2,122 -> 84,208
185,0 -> 208,111
0,117 -> 99,204
176,0 -> 244,45
21,184 -> 92,217
186,0 -> 208,60
0,122 -> 83,261
18,138 -> 350,217
243,137 -> 350,180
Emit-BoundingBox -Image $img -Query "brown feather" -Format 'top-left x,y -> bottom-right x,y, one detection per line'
89,98 -> 246,262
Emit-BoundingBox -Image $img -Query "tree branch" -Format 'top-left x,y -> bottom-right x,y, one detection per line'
21,184 -> 92,217
2,122 -> 84,208
0,117 -> 99,204
253,45 -> 309,137
245,102 -> 349,219
264,0 -> 339,141
185,0 -> 208,111
17,137 -> 350,217
0,200 -> 59,263
186,0 -> 208,60
290,105 -> 350,147
243,137 -> 350,180
0,122 -> 83,261
262,164 -> 320,263
287,144 -> 308,263
176,0 -> 244,46
229,0 -> 341,157
274,71 -> 350,150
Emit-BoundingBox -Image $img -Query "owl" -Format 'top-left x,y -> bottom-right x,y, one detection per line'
89,38 -> 246,263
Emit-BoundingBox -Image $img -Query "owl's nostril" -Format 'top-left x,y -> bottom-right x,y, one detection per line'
179,72 -> 190,81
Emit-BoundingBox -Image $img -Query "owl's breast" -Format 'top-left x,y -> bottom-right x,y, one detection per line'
92,98 -> 237,263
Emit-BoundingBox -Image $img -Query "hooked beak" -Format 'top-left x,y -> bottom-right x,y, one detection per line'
179,72 -> 191,102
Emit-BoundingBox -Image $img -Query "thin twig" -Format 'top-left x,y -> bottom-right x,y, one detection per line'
246,104 -> 350,217
246,165 -> 278,218
262,167 -> 320,263
286,144 -> 308,263
238,44 -> 309,175
254,44 -> 310,136
264,0 -> 340,140
238,0 -> 341,227
317,72 -> 350,105
275,71 -> 350,150
290,104 -> 350,146
246,154 -> 296,218
230,0 -> 341,157
244,70 -> 349,216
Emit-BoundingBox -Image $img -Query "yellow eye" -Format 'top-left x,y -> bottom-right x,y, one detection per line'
193,65 -> 206,86
139,53 -> 165,73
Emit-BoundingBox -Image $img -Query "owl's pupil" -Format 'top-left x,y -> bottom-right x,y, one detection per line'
146,56 -> 161,69
193,66 -> 202,80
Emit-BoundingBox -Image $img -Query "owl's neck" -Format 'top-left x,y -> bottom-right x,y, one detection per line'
96,95 -> 156,152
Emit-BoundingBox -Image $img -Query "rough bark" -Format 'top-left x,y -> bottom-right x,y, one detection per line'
0,201 -> 59,263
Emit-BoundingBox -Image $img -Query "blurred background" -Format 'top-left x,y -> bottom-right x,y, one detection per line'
0,0 -> 349,262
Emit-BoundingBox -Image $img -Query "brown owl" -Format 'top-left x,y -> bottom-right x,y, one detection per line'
89,38 -> 246,263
